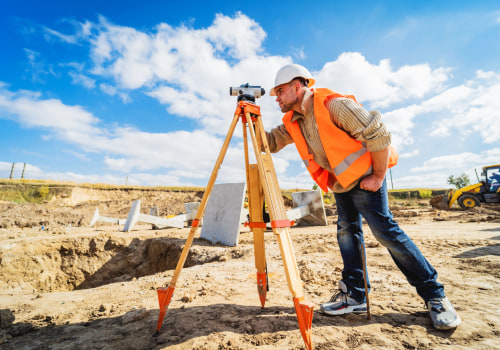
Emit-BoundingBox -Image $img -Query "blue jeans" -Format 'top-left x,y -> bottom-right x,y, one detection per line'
334,180 -> 445,303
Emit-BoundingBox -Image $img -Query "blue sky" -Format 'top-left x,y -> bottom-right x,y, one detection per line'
1,0 -> 499,189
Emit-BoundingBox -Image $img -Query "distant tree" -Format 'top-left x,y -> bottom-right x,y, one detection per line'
447,173 -> 470,189
312,183 -> 319,190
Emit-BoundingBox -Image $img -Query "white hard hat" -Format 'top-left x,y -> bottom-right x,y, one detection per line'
270,64 -> 315,96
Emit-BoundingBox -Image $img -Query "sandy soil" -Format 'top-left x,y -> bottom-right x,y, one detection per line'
0,188 -> 499,350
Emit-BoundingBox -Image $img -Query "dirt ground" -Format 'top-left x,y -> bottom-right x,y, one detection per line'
0,187 -> 499,350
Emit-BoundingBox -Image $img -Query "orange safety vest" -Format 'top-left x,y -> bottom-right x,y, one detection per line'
283,88 -> 398,191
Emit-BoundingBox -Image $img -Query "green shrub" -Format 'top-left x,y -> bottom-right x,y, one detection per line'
36,186 -> 50,198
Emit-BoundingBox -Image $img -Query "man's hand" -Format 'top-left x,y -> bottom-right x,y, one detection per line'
360,174 -> 384,192
360,146 -> 390,192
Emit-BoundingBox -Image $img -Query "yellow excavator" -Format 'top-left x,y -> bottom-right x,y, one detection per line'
431,164 -> 500,210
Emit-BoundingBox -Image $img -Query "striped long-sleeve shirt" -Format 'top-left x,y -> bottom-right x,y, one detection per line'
266,89 -> 392,193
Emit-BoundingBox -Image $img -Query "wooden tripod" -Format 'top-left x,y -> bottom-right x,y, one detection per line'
154,99 -> 314,350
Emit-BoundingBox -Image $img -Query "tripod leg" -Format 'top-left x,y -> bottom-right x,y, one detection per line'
155,112 -> 241,334
247,163 -> 268,307
247,114 -> 313,350
242,112 -> 269,308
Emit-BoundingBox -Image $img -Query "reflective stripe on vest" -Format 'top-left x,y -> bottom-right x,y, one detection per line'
334,147 -> 368,175
303,147 -> 371,173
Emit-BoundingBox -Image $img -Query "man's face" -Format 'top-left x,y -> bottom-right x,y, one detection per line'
275,82 -> 298,113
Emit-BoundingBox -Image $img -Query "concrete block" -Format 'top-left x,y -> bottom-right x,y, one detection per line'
201,182 -> 246,246
290,190 -> 327,226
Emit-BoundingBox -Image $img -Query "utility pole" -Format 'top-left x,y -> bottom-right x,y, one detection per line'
21,163 -> 27,179
390,168 -> 394,190
9,163 -> 15,179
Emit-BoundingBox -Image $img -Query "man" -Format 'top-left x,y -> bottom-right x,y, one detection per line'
489,171 -> 500,192
265,63 -> 461,331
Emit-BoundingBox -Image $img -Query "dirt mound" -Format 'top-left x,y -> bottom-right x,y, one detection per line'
474,203 -> 500,214
465,205 -> 500,222
0,233 -> 234,293
429,194 -> 448,209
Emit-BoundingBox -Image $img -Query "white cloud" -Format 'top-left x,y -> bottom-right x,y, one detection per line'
314,52 -> 450,108
24,49 -> 55,82
380,69 -> 500,154
0,87 -> 102,139
101,128 -> 225,172
392,172 -> 450,189
426,72 -> 500,143
63,149 -> 90,162
99,83 -> 130,103
394,148 -> 500,188
43,13 -> 288,135
205,12 -> 266,59
43,27 -> 80,44
381,104 -> 418,151
398,149 -> 420,159
84,13 -> 267,92
69,72 -> 95,89
410,149 -> 500,174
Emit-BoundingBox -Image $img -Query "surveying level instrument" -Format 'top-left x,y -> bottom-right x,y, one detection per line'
229,83 -> 265,101
154,84 -> 314,350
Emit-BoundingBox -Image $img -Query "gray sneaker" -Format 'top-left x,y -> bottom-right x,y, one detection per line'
320,280 -> 367,316
427,297 -> 461,330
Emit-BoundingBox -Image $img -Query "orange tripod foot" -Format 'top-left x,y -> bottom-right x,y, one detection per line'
155,286 -> 175,334
256,272 -> 267,308
293,296 -> 314,350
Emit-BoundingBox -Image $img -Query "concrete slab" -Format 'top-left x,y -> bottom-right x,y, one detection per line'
123,200 -> 192,231
200,182 -> 246,246
123,200 -> 141,232
89,208 -> 127,227
291,190 -> 327,226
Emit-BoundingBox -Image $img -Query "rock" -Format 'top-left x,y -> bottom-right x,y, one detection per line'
299,266 -> 317,282
0,309 -> 14,328
121,308 -> 150,325
99,304 -> 110,312
181,292 -> 193,303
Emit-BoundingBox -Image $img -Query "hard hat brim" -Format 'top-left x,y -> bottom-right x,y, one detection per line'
269,78 -> 315,96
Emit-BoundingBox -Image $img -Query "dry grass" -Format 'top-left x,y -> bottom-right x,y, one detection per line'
0,178 -> 205,192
